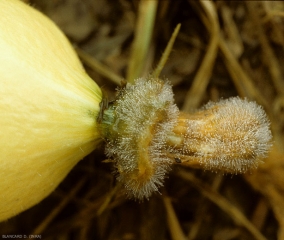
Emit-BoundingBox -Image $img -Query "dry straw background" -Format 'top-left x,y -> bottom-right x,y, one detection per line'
1,1 -> 284,239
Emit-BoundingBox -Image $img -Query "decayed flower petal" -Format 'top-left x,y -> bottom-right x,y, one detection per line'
101,78 -> 272,200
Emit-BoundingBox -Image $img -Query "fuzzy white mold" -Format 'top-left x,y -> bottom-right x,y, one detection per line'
103,78 -> 179,199
100,78 -> 272,199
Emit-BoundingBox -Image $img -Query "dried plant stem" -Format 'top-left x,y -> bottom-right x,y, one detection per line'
127,0 -> 157,82
246,2 -> 284,95
246,147 -> 284,239
31,178 -> 86,235
262,10 -> 284,22
163,197 -> 187,240
246,2 -> 284,149
152,23 -> 181,78
76,48 -> 123,85
183,1 -> 219,111
178,170 -> 267,240
96,182 -> 122,216
187,175 -> 224,239
251,197 -> 269,230
219,36 -> 269,109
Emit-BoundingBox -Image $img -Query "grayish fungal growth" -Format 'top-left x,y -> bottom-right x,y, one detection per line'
178,97 -> 272,173
100,78 -> 272,199
102,78 -> 179,199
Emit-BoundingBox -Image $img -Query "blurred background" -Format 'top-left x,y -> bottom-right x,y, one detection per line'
1,1 -> 284,239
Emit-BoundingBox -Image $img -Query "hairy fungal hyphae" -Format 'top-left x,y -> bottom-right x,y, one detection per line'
168,97 -> 272,173
100,78 -> 272,199
200,97 -> 272,172
101,78 -> 179,199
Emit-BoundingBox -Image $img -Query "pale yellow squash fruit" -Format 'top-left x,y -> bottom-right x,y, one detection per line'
0,0 -> 102,221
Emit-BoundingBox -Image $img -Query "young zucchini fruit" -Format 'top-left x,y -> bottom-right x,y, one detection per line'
0,0 -> 102,221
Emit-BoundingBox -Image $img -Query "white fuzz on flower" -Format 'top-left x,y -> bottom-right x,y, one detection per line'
102,78 -> 179,199
197,97 -> 272,172
169,97 -> 272,173
101,79 -> 272,199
